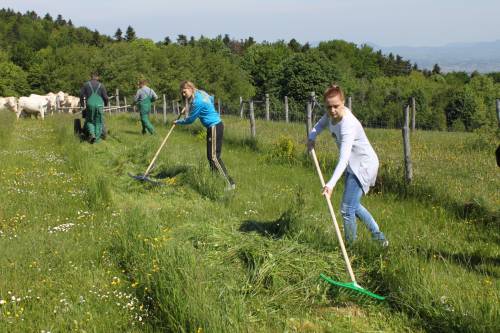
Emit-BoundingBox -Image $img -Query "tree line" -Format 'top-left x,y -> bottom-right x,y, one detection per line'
0,8 -> 499,131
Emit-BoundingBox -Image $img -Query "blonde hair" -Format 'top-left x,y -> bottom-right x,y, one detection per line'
323,84 -> 345,102
138,78 -> 148,86
179,80 -> 196,93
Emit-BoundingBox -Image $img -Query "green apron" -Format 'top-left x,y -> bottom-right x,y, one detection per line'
139,95 -> 155,135
84,82 -> 105,143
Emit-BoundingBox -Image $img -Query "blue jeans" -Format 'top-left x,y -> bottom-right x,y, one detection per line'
340,172 -> 385,243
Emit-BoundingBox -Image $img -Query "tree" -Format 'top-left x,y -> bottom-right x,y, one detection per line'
243,37 -> 255,50
444,87 -> 481,131
432,63 -> 441,75
67,19 -> 73,27
223,34 -> 230,46
125,26 -> 136,41
55,14 -> 66,26
288,38 -> 301,52
163,36 -> 171,45
91,30 -> 102,47
114,28 -> 123,41
177,34 -> 188,46
43,13 -> 53,21
0,60 -> 29,96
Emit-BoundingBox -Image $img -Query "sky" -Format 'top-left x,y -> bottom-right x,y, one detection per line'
2,0 -> 499,47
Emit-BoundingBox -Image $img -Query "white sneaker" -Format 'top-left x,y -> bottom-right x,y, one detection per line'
381,240 -> 389,248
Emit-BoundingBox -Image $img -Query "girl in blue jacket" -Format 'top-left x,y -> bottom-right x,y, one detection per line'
175,81 -> 235,189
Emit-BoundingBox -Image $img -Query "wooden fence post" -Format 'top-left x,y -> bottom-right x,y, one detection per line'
154,104 -> 157,116
115,89 -> 120,112
240,96 -> 244,118
217,98 -> 221,114
284,96 -> 289,123
402,104 -> 413,183
411,97 -> 416,131
347,96 -> 352,111
163,94 -> 167,123
124,96 -> 127,112
249,99 -> 256,138
265,93 -> 270,121
496,99 -> 500,126
306,92 -> 314,135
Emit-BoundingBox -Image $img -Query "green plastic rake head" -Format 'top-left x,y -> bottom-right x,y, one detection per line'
320,274 -> 385,301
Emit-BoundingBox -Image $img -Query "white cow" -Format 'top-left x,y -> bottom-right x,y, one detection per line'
46,92 -> 65,113
29,94 -> 52,113
0,97 -> 18,117
18,96 -> 48,119
62,95 -> 80,113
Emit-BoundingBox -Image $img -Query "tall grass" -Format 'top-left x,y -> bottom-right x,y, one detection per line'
1,113 -> 498,332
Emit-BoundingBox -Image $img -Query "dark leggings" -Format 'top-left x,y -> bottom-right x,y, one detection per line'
206,122 -> 234,186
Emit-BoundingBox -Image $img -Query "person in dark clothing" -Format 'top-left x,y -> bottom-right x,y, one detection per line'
79,72 -> 109,143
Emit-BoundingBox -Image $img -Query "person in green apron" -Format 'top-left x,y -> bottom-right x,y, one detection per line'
79,72 -> 109,143
134,79 -> 158,135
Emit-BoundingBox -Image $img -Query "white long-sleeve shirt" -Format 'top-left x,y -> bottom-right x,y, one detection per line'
308,108 -> 379,194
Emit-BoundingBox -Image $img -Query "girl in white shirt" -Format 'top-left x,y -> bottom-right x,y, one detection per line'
308,84 -> 387,246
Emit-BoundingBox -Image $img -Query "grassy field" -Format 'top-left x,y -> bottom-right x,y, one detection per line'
0,111 -> 498,332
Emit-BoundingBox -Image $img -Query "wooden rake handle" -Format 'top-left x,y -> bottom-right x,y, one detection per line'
143,107 -> 186,176
310,148 -> 357,284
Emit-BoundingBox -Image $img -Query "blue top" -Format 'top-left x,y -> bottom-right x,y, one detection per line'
176,90 -> 221,128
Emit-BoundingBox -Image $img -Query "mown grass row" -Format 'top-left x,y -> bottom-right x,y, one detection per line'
103,113 -> 498,332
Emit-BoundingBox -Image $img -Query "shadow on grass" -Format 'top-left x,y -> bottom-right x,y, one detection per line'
154,165 -> 189,179
239,212 -> 291,239
122,130 -> 142,136
224,136 -> 260,152
373,170 -> 499,230
422,248 -> 500,278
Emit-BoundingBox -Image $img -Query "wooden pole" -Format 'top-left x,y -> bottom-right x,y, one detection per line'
265,93 -> 270,121
402,104 -> 413,183
496,99 -> 500,126
306,92 -> 314,135
249,99 -> 256,138
310,148 -> 357,283
124,97 -> 127,112
411,97 -> 416,131
154,104 -> 157,116
115,89 -> 120,112
347,96 -> 352,111
217,98 -> 221,114
163,94 -> 167,124
284,96 -> 289,123
239,96 -> 244,118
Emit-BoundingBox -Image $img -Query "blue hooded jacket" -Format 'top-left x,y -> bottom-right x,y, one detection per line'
176,90 -> 221,128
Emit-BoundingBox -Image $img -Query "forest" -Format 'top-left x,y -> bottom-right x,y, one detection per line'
1,8 -> 499,131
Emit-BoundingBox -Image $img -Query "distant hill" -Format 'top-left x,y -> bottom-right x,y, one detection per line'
371,40 -> 500,73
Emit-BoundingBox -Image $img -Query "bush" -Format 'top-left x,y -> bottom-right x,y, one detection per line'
266,135 -> 298,165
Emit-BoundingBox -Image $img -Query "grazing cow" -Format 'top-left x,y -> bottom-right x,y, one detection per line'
0,97 -> 18,117
45,92 -> 65,113
18,96 -> 48,119
62,95 -> 80,113
29,94 -> 53,113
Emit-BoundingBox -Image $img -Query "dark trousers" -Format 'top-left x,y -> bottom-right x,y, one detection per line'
206,122 -> 234,186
